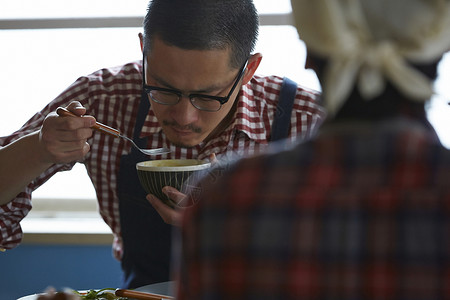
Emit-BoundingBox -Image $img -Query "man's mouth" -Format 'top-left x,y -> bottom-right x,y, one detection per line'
172,127 -> 194,136
163,120 -> 202,134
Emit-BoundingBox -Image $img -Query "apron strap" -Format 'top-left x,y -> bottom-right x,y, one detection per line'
132,90 -> 151,146
271,77 -> 298,142
117,90 -> 173,288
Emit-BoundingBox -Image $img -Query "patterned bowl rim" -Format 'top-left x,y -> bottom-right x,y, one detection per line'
136,159 -> 211,172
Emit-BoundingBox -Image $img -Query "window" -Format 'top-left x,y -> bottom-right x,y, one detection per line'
1,0 -> 449,202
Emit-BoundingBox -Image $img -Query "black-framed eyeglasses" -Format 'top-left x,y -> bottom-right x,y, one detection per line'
142,55 -> 248,112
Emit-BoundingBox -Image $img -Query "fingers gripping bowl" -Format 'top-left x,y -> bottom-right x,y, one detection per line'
136,159 -> 211,208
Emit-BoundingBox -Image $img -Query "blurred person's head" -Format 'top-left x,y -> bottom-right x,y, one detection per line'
138,0 -> 262,148
291,0 -> 450,121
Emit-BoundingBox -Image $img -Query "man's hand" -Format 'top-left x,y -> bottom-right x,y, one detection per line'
148,154 -> 217,226
147,186 -> 185,226
38,101 -> 95,164
0,101 -> 96,205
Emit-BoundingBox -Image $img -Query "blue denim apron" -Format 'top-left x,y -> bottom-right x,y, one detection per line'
116,77 -> 297,288
117,91 -> 174,289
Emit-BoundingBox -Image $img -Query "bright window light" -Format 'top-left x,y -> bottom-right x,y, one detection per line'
1,0 -> 449,201
0,0 -> 318,200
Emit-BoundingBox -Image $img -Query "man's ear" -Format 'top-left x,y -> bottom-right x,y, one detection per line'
139,33 -> 144,53
242,53 -> 262,84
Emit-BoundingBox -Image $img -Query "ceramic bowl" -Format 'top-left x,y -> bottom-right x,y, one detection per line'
136,159 -> 211,208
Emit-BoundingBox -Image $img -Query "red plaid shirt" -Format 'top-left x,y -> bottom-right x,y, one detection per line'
178,119 -> 450,300
0,61 -> 324,252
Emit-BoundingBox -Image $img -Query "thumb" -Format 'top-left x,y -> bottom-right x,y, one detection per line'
67,101 -> 87,117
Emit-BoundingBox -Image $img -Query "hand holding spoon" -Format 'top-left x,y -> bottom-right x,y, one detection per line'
56,107 -> 170,156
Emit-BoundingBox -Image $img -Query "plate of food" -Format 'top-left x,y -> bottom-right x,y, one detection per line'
18,283 -> 175,300
18,288 -> 119,300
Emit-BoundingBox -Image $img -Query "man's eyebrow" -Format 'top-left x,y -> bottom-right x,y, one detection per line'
148,71 -> 227,94
149,72 -> 178,90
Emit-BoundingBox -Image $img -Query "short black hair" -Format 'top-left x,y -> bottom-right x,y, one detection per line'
143,0 -> 259,69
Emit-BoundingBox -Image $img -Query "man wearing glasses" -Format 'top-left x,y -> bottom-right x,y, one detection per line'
0,0 -> 324,289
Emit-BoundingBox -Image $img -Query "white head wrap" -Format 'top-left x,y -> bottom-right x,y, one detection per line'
291,0 -> 450,115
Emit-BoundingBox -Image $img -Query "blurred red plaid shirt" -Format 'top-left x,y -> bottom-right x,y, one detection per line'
178,119 -> 450,300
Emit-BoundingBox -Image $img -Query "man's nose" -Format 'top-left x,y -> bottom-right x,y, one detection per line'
170,96 -> 199,126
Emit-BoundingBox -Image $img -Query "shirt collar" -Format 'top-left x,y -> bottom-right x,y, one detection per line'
231,84 -> 269,144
